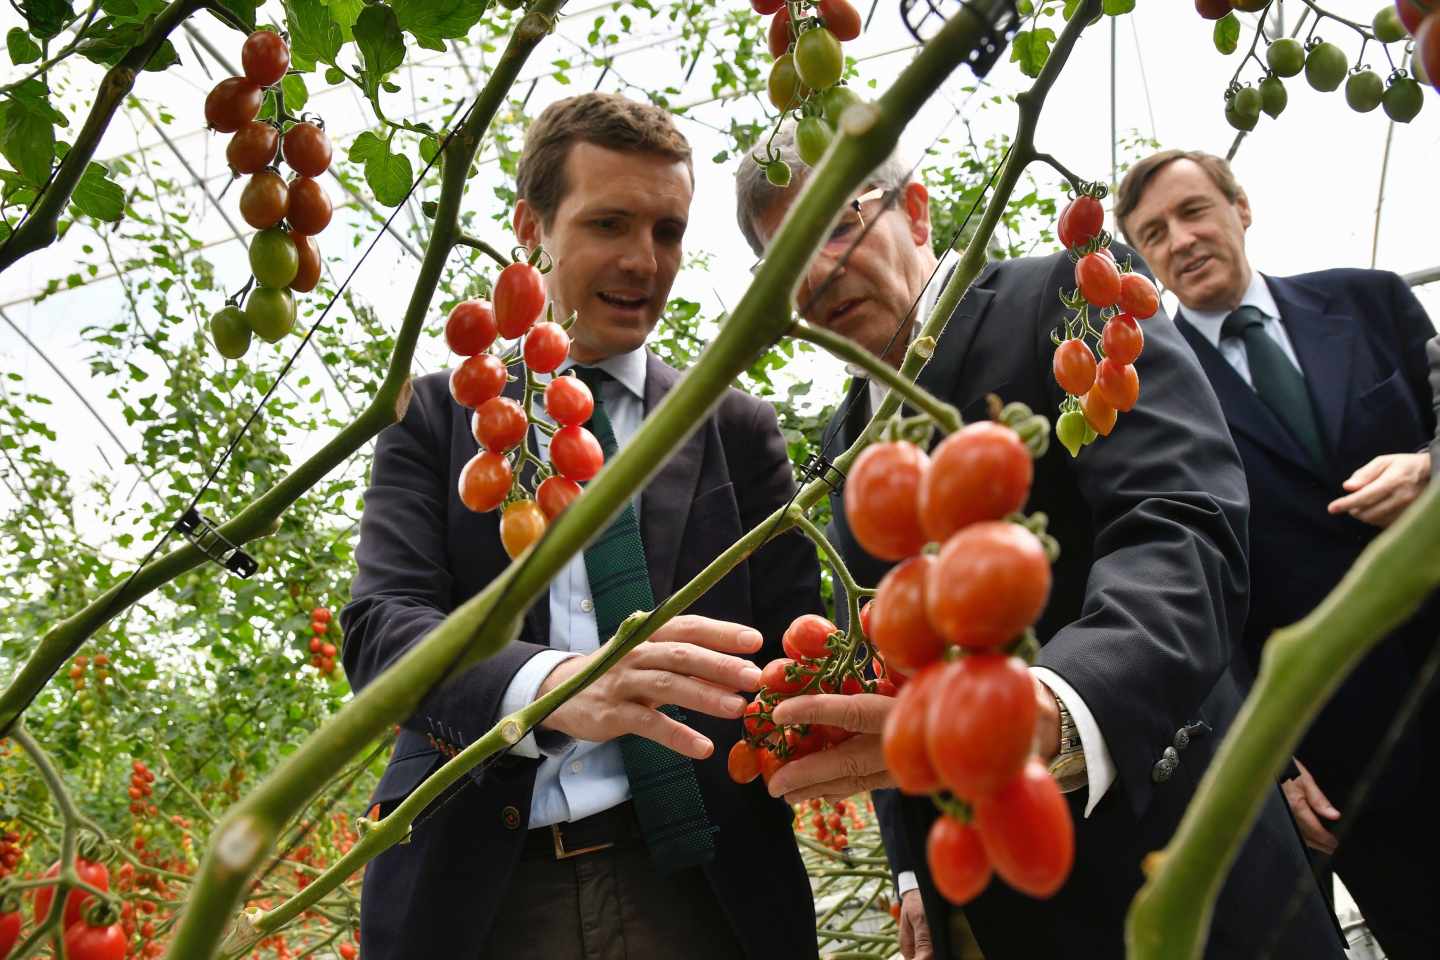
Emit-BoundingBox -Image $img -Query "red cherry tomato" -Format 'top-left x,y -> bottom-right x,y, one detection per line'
550,425 -> 604,481
286,176 -> 332,235
204,77 -> 263,133
226,120 -> 279,174
282,122 -> 333,178
818,0 -> 862,41
881,661 -> 946,793
782,613 -> 838,662
495,262 -> 546,339
241,30 -> 290,87
925,654 -> 1037,799
761,657 -> 808,696
743,699 -> 776,739
769,5 -> 793,59
1081,388 -> 1117,437
34,857 -> 109,927
1075,251 -> 1121,308
312,607 -> 331,622
536,475 -> 582,519
1117,272 -> 1159,319
1396,0 -> 1425,36
1195,0 -> 1232,18
63,921 -> 128,960
239,171 -> 288,229
974,758 -> 1075,898
1094,357 -> 1140,412
1057,195 -> 1103,249
289,233 -> 321,294
1052,338 -> 1097,396
728,740 -> 762,783
457,450 -> 512,513
449,354 -> 508,408
1101,313 -> 1144,365
500,499 -> 547,559
445,300 -> 498,356
844,441 -> 930,561
544,374 -> 594,426
927,816 -> 993,906
925,521 -> 1051,649
917,421 -> 1033,543
786,725 -> 828,759
0,909 -> 20,959
751,0 -> 785,13
758,746 -> 786,786
871,555 -> 947,671
472,396 -> 529,453
523,321 -> 570,374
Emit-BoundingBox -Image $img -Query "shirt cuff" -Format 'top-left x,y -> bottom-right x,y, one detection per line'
1030,666 -> 1117,819
896,870 -> 919,897
500,649 -> 581,759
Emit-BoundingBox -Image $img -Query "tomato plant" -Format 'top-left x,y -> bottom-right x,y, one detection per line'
446,300 -> 499,356
536,475 -> 582,519
226,121 -> 279,174
33,857 -> 109,927
1095,357 -> 1140,413
794,27 -> 843,90
818,0 -> 862,42
286,178 -> 333,235
249,228 -> 299,288
1101,314 -> 1143,365
727,740 -> 762,783
450,354 -> 509,409
290,233 -> 322,293
209,305 -> 252,359
522,321 -> 570,374
239,171 -> 289,229
544,374 -> 594,426
245,286 -> 296,342
1052,338 -> 1097,396
881,661 -> 945,793
1075,251 -> 1121,308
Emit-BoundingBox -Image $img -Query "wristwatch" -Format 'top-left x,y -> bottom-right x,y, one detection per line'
1047,694 -> 1088,793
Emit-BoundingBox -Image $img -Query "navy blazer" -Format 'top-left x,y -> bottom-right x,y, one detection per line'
341,352 -> 824,959
1175,269 -> 1439,809
835,251 -> 1342,959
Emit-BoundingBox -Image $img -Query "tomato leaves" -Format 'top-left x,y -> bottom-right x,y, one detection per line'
348,130 -> 413,207
1010,27 -> 1056,78
70,161 -> 126,222
392,0 -> 492,52
0,80 -> 62,186
355,4 -> 407,105
1213,13 -> 1240,55
282,0 -> 349,69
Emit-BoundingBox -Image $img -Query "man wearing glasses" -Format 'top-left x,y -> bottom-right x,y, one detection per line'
732,126 -> 1343,959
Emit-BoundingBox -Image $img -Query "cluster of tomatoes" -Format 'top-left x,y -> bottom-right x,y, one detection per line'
10,853 -> 129,960
127,760 -> 157,819
204,30 -> 337,360
793,796 -> 871,852
67,654 -> 113,718
1197,1 -> 1432,127
0,831 -> 21,881
752,0 -> 865,184
1049,191 -> 1157,457
726,612 -> 899,788
448,257 -> 603,560
841,415 -> 1074,905
306,606 -> 338,676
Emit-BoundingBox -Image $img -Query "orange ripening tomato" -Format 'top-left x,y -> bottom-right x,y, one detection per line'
925,654 -> 1037,799
1117,272 -> 1159,319
925,522 -> 1051,649
881,661 -> 947,794
500,500 -> 547,558
917,422 -> 1032,543
1052,338 -> 1097,396
844,441 -> 930,561
871,555 -> 947,671
927,815 -> 992,906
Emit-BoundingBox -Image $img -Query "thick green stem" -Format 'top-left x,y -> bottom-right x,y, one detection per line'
1127,486 -> 1440,959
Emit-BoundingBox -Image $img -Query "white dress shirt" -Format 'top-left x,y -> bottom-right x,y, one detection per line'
497,346 -> 647,829
866,256 -> 1116,897
1178,271 -> 1304,386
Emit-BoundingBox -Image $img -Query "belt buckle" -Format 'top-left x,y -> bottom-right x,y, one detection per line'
551,823 -> 614,860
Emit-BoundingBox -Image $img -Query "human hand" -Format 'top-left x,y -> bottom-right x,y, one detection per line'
898,889 -> 934,960
1281,758 -> 1340,855
1327,452 -> 1430,527
763,693 -> 896,802
537,614 -> 762,759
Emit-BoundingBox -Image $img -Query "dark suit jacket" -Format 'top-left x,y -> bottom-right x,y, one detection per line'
341,352 -> 824,959
1429,333 -> 1440,481
830,251 -> 1342,959
1175,269 -> 1439,809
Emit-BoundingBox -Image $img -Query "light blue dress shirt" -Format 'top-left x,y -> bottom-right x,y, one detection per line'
1180,271 -> 1304,386
497,346 -> 648,829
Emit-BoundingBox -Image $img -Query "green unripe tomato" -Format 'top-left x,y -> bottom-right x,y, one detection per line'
821,85 -> 864,126
1382,76 -> 1425,122
1225,98 -> 1258,131
1056,410 -> 1086,458
794,27 -> 843,90
246,286 -> 296,343
1266,38 -> 1305,78
766,159 -> 792,187
795,115 -> 834,166
249,227 -> 299,288
1232,86 -> 1262,120
1304,42 -> 1348,92
1345,70 -> 1385,112
210,305 -> 252,359
768,54 -> 808,111
1082,421 -> 1098,446
1373,5 -> 1408,43
1259,75 -> 1288,117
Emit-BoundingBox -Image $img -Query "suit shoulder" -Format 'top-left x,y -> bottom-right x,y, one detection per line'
1278,267 -> 1400,295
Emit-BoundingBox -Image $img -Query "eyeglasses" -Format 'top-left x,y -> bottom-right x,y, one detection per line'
751,187 -> 889,275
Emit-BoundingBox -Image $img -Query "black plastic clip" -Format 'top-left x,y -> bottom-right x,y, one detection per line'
800,453 -> 846,492
175,508 -> 258,578
899,0 -> 1022,78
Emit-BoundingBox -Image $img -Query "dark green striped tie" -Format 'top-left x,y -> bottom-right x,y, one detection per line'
573,366 -> 717,873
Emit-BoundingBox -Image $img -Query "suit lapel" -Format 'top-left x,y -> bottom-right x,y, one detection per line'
1265,275 -> 1354,461
638,352 -> 705,603
1174,314 -> 1318,476
917,281 -> 995,412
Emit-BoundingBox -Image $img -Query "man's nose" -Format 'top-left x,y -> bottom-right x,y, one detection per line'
618,233 -> 657,277
797,248 -> 843,314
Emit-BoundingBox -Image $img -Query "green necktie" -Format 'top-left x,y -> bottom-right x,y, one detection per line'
573,365 -> 717,873
1221,305 -> 1327,468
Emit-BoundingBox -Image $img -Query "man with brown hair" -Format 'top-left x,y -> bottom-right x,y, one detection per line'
1117,148 -> 1439,959
342,92 -> 823,959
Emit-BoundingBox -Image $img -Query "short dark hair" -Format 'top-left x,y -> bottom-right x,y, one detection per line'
515,92 -> 693,227
1115,149 -> 1242,245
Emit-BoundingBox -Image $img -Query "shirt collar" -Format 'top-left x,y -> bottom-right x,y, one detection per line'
557,344 -> 647,401
1183,271 -> 1281,347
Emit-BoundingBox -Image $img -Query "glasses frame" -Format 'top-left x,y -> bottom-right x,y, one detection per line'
751,186 -> 892,276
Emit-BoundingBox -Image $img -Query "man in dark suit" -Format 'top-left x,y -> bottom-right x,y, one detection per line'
342,93 -> 823,959
732,129 -> 1343,959
1117,149 -> 1438,959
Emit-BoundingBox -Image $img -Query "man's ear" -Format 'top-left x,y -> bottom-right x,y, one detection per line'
513,199 -> 542,251
1235,188 -> 1253,231
903,182 -> 931,247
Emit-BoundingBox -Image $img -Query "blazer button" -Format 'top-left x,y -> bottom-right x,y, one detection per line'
1152,759 -> 1175,784
1173,728 -> 1191,751
501,805 -> 521,830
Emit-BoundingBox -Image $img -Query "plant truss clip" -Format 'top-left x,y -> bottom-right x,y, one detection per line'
800,452 -> 846,492
175,508 -> 259,578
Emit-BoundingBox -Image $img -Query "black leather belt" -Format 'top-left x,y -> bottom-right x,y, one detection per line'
522,801 -> 643,860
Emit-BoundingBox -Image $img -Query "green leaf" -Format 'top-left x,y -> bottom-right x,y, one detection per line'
18,0 -> 73,40
349,130 -> 412,205
1214,13 -> 1240,55
76,18 -> 180,70
392,0 -> 489,51
281,74 -> 309,113
70,162 -> 125,221
324,66 -> 345,85
1010,27 -> 1055,78
0,86 -> 58,185
1102,0 -> 1135,13
355,4 -> 407,103
284,0 -> 345,69
7,27 -> 42,65
206,0 -> 256,30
